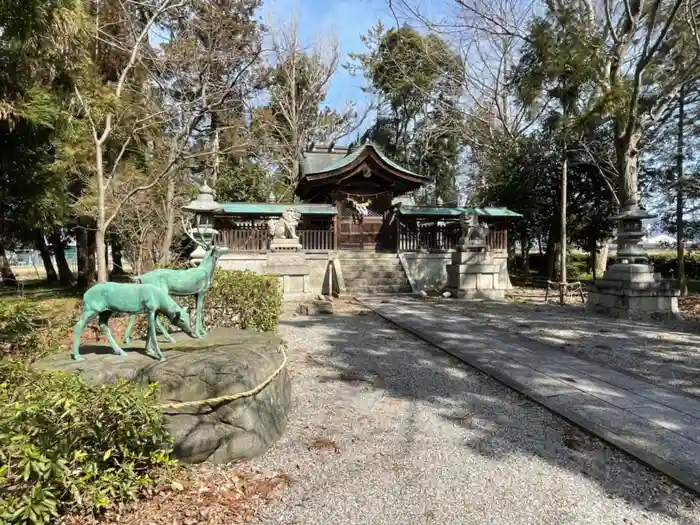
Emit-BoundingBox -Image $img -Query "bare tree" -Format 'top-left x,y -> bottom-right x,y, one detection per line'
73,0 -> 263,280
257,11 -> 364,200
382,0 -> 544,199
596,0 -> 700,214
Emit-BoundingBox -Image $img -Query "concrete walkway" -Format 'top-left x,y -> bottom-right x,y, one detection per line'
360,296 -> 700,495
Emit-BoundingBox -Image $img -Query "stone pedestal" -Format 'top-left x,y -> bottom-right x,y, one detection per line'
586,205 -> 679,321
446,247 -> 504,300
35,328 -> 291,465
264,251 -> 312,301
270,238 -> 302,252
586,264 -> 680,321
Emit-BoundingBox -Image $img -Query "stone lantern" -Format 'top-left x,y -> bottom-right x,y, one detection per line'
586,204 -> 679,320
611,204 -> 653,265
182,181 -> 222,262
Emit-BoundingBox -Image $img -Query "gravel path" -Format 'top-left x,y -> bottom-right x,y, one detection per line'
250,308 -> 700,525
427,295 -> 700,398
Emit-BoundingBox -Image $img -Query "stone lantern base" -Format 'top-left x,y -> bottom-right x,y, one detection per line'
586,264 -> 680,322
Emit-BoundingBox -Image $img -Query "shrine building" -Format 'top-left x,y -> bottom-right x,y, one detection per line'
202,142 -> 521,297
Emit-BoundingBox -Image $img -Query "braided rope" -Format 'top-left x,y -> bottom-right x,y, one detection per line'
155,345 -> 288,410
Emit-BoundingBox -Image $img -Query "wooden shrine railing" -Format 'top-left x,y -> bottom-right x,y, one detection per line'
398,223 -> 460,252
489,229 -> 507,250
398,223 -> 507,253
217,226 -> 334,252
217,226 -> 269,252
299,229 -> 334,251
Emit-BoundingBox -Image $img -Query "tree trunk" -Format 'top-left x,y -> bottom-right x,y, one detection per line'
211,125 -> 220,187
95,141 -> 109,283
160,176 -> 176,265
596,241 -> 609,276
676,84 -> 687,296
545,226 -> 557,279
559,137 -> 568,305
111,238 -> 124,275
76,226 -> 96,289
615,126 -> 642,209
520,234 -> 530,276
588,235 -> 598,280
140,232 -> 155,274
76,227 -> 88,289
88,228 -> 98,282
34,230 -> 58,283
95,227 -> 107,282
0,241 -> 17,286
49,230 -> 75,285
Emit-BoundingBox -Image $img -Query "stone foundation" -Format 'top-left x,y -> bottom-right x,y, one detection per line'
586,263 -> 680,321
446,249 -> 505,300
263,251 -> 313,301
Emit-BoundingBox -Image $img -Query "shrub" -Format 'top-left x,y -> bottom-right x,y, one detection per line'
127,269 -> 283,340
0,300 -> 43,359
0,360 -> 175,524
198,269 -> 282,333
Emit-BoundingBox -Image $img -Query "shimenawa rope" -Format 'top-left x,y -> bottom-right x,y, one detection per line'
155,345 -> 288,410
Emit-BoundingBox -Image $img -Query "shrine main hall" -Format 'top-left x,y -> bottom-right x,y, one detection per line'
194,142 -> 520,297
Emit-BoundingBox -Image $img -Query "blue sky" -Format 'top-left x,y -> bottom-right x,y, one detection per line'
260,0 -> 393,142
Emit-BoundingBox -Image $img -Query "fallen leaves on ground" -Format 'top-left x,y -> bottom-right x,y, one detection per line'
679,296 -> 700,320
308,437 -> 341,454
57,463 -> 290,525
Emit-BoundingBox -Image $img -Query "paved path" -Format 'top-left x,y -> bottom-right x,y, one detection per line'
360,296 -> 700,495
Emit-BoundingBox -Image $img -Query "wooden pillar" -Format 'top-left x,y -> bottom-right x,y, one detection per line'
395,212 -> 401,254
333,215 -> 338,251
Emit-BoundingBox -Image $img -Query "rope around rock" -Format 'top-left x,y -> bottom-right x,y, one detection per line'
155,345 -> 288,410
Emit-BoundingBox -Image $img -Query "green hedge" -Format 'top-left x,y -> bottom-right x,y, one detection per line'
133,269 -> 283,338
0,360 -> 175,524
197,269 -> 282,332
515,252 -> 700,280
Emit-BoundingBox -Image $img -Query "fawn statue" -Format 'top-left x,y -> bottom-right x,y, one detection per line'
122,217 -> 228,343
72,282 -> 193,361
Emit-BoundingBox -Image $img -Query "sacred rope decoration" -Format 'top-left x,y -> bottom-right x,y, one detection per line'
155,345 -> 288,409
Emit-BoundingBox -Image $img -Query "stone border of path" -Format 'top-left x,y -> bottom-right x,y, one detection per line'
359,297 -> 700,496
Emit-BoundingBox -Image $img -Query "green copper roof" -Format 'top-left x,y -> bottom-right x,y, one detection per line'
398,206 -> 522,218
303,142 -> 427,179
220,203 -> 337,216
302,150 -> 350,173
310,146 -> 365,173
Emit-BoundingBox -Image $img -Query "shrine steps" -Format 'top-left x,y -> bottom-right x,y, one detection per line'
338,252 -> 412,295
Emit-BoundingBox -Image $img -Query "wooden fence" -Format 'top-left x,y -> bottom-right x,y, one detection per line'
300,229 -> 334,251
217,227 -> 334,252
398,223 -> 508,252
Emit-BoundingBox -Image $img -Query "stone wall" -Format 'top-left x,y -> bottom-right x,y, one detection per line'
217,249 -> 513,298
218,252 -> 334,299
218,253 -> 267,273
400,251 -> 513,293
400,253 -> 451,292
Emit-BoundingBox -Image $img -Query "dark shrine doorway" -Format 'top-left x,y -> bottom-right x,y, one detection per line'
337,207 -> 383,251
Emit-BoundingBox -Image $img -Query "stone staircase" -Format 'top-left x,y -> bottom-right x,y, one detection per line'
338,252 -> 412,295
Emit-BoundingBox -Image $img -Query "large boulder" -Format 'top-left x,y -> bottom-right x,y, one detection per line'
34,328 -> 291,464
